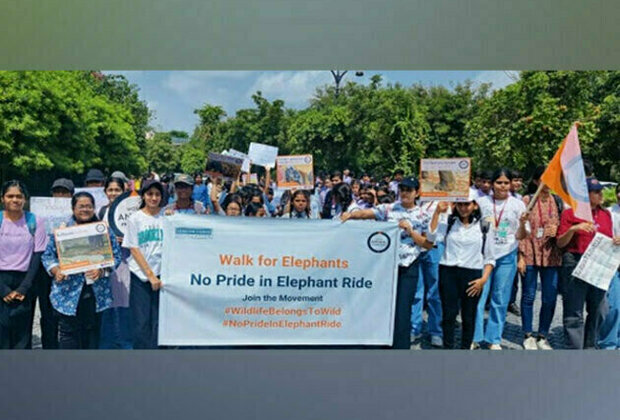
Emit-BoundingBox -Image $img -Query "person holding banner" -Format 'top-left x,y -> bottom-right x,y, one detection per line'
341,177 -> 433,349
123,180 -> 165,349
164,174 -> 207,215
472,169 -> 530,350
557,177 -> 614,349
98,176 -> 133,349
42,192 -> 122,349
0,181 -> 48,349
517,166 -> 563,350
430,191 -> 495,349
598,184 -> 620,349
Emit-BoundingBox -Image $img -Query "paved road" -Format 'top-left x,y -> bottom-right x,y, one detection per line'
31,281 -> 566,350
412,281 -> 566,350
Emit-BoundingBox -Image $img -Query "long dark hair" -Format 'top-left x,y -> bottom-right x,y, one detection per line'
445,204 -> 482,237
139,182 -> 164,209
1,180 -> 29,200
71,192 -> 98,223
105,176 -> 126,193
332,182 -> 353,212
526,165 -> 546,195
289,190 -> 311,218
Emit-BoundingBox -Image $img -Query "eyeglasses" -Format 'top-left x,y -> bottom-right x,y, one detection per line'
75,205 -> 94,210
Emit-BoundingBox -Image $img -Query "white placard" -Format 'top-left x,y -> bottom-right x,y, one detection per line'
248,142 -> 278,168
572,233 -> 620,291
30,197 -> 72,234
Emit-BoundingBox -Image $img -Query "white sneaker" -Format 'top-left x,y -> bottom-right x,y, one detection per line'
470,342 -> 480,350
523,336 -> 538,350
431,336 -> 443,348
489,344 -> 502,350
537,337 -> 553,350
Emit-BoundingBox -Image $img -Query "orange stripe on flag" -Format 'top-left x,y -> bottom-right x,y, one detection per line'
540,135 -> 574,208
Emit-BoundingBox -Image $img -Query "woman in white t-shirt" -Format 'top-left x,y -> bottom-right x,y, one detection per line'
472,168 -> 530,349
280,190 -> 316,219
122,179 -> 164,349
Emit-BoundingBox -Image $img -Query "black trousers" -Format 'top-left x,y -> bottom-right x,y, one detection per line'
561,252 -> 607,349
0,271 -> 33,349
56,285 -> 102,349
393,261 -> 420,349
130,273 -> 160,349
35,265 -> 59,349
439,265 -> 482,349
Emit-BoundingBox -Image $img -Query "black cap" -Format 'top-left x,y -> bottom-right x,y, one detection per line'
84,168 -> 105,183
586,177 -> 603,192
399,177 -> 419,189
51,178 -> 75,194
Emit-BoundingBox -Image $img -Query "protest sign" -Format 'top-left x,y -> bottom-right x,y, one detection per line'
206,152 -> 243,179
226,149 -> 251,172
74,187 -> 109,214
159,215 -> 399,346
242,173 -> 259,185
572,233 -> 620,291
248,142 -> 278,168
419,158 -> 472,202
30,197 -> 72,234
54,222 -> 115,275
107,191 -> 142,237
276,155 -> 314,189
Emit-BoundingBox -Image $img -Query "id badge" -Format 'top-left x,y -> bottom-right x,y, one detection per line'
536,228 -> 544,239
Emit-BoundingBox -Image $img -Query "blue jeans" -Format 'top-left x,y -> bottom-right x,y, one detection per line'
99,307 -> 133,349
473,250 -> 518,344
520,266 -> 559,336
411,244 -> 443,338
598,272 -> 620,349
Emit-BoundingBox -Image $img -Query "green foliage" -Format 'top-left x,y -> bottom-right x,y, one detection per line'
0,71 -> 149,182
144,132 -> 180,174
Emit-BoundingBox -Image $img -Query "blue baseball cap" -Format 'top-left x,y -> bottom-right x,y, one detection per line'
586,177 -> 603,192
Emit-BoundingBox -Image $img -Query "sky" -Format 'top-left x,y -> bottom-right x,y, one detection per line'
103,71 -> 519,135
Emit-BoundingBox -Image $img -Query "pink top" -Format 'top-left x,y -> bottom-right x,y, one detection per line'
519,195 -> 562,267
0,212 -> 48,271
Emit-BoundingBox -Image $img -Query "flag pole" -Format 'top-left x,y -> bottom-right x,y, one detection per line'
526,182 -> 545,212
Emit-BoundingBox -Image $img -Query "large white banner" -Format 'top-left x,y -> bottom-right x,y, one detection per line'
159,215 -> 400,346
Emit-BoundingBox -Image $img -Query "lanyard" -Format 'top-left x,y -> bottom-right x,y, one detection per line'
536,197 -> 553,226
493,198 -> 507,228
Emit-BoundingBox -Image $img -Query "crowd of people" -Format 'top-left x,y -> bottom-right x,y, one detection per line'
0,163 -> 618,350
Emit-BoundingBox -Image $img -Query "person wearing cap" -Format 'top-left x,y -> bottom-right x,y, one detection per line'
557,176 -> 614,349
51,178 -> 75,198
429,191 -> 496,349
517,166 -> 563,350
164,174 -> 207,215
122,179 -> 165,349
110,171 -> 129,190
32,178 -> 76,349
598,184 -> 620,349
84,169 -> 106,188
341,176 -> 434,349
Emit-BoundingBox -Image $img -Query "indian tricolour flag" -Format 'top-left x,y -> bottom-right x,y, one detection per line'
540,124 -> 592,222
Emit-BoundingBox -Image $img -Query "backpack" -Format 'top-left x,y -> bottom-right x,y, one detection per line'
0,210 -> 37,237
445,215 -> 490,255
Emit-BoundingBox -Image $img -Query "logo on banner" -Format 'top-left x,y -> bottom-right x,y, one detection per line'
367,232 -> 391,253
95,223 -> 106,233
175,227 -> 213,239
458,159 -> 470,170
